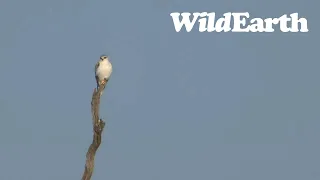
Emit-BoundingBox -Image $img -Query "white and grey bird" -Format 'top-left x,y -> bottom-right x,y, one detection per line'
95,55 -> 113,91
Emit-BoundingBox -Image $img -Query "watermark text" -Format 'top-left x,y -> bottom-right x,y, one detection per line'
170,12 -> 308,32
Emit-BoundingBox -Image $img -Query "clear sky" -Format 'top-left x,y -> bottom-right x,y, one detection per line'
0,0 -> 318,179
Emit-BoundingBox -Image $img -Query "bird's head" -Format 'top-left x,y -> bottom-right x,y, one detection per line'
100,55 -> 109,61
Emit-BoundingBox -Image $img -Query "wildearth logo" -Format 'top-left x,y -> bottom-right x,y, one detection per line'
170,12 -> 309,32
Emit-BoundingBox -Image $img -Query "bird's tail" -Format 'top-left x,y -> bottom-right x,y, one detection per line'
98,79 -> 108,97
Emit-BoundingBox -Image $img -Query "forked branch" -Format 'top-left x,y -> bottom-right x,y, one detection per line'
82,82 -> 107,180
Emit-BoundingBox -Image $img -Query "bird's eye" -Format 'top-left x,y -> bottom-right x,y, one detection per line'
100,55 -> 108,60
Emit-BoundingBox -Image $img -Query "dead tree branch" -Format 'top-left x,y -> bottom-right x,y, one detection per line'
82,82 -> 107,180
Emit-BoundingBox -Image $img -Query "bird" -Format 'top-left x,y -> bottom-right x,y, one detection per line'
95,55 -> 113,94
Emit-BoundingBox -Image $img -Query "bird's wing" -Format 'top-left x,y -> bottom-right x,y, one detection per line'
95,75 -> 99,89
95,61 -> 100,89
95,60 -> 100,75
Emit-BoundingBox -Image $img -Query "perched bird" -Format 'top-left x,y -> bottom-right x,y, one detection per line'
95,55 -> 113,93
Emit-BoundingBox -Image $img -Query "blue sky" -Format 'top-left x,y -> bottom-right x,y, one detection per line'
0,0 -> 318,179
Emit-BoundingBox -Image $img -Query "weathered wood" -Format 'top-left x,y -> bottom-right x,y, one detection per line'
82,82 -> 107,180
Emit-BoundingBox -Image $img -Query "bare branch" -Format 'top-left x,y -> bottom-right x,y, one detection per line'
82,82 -> 107,180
